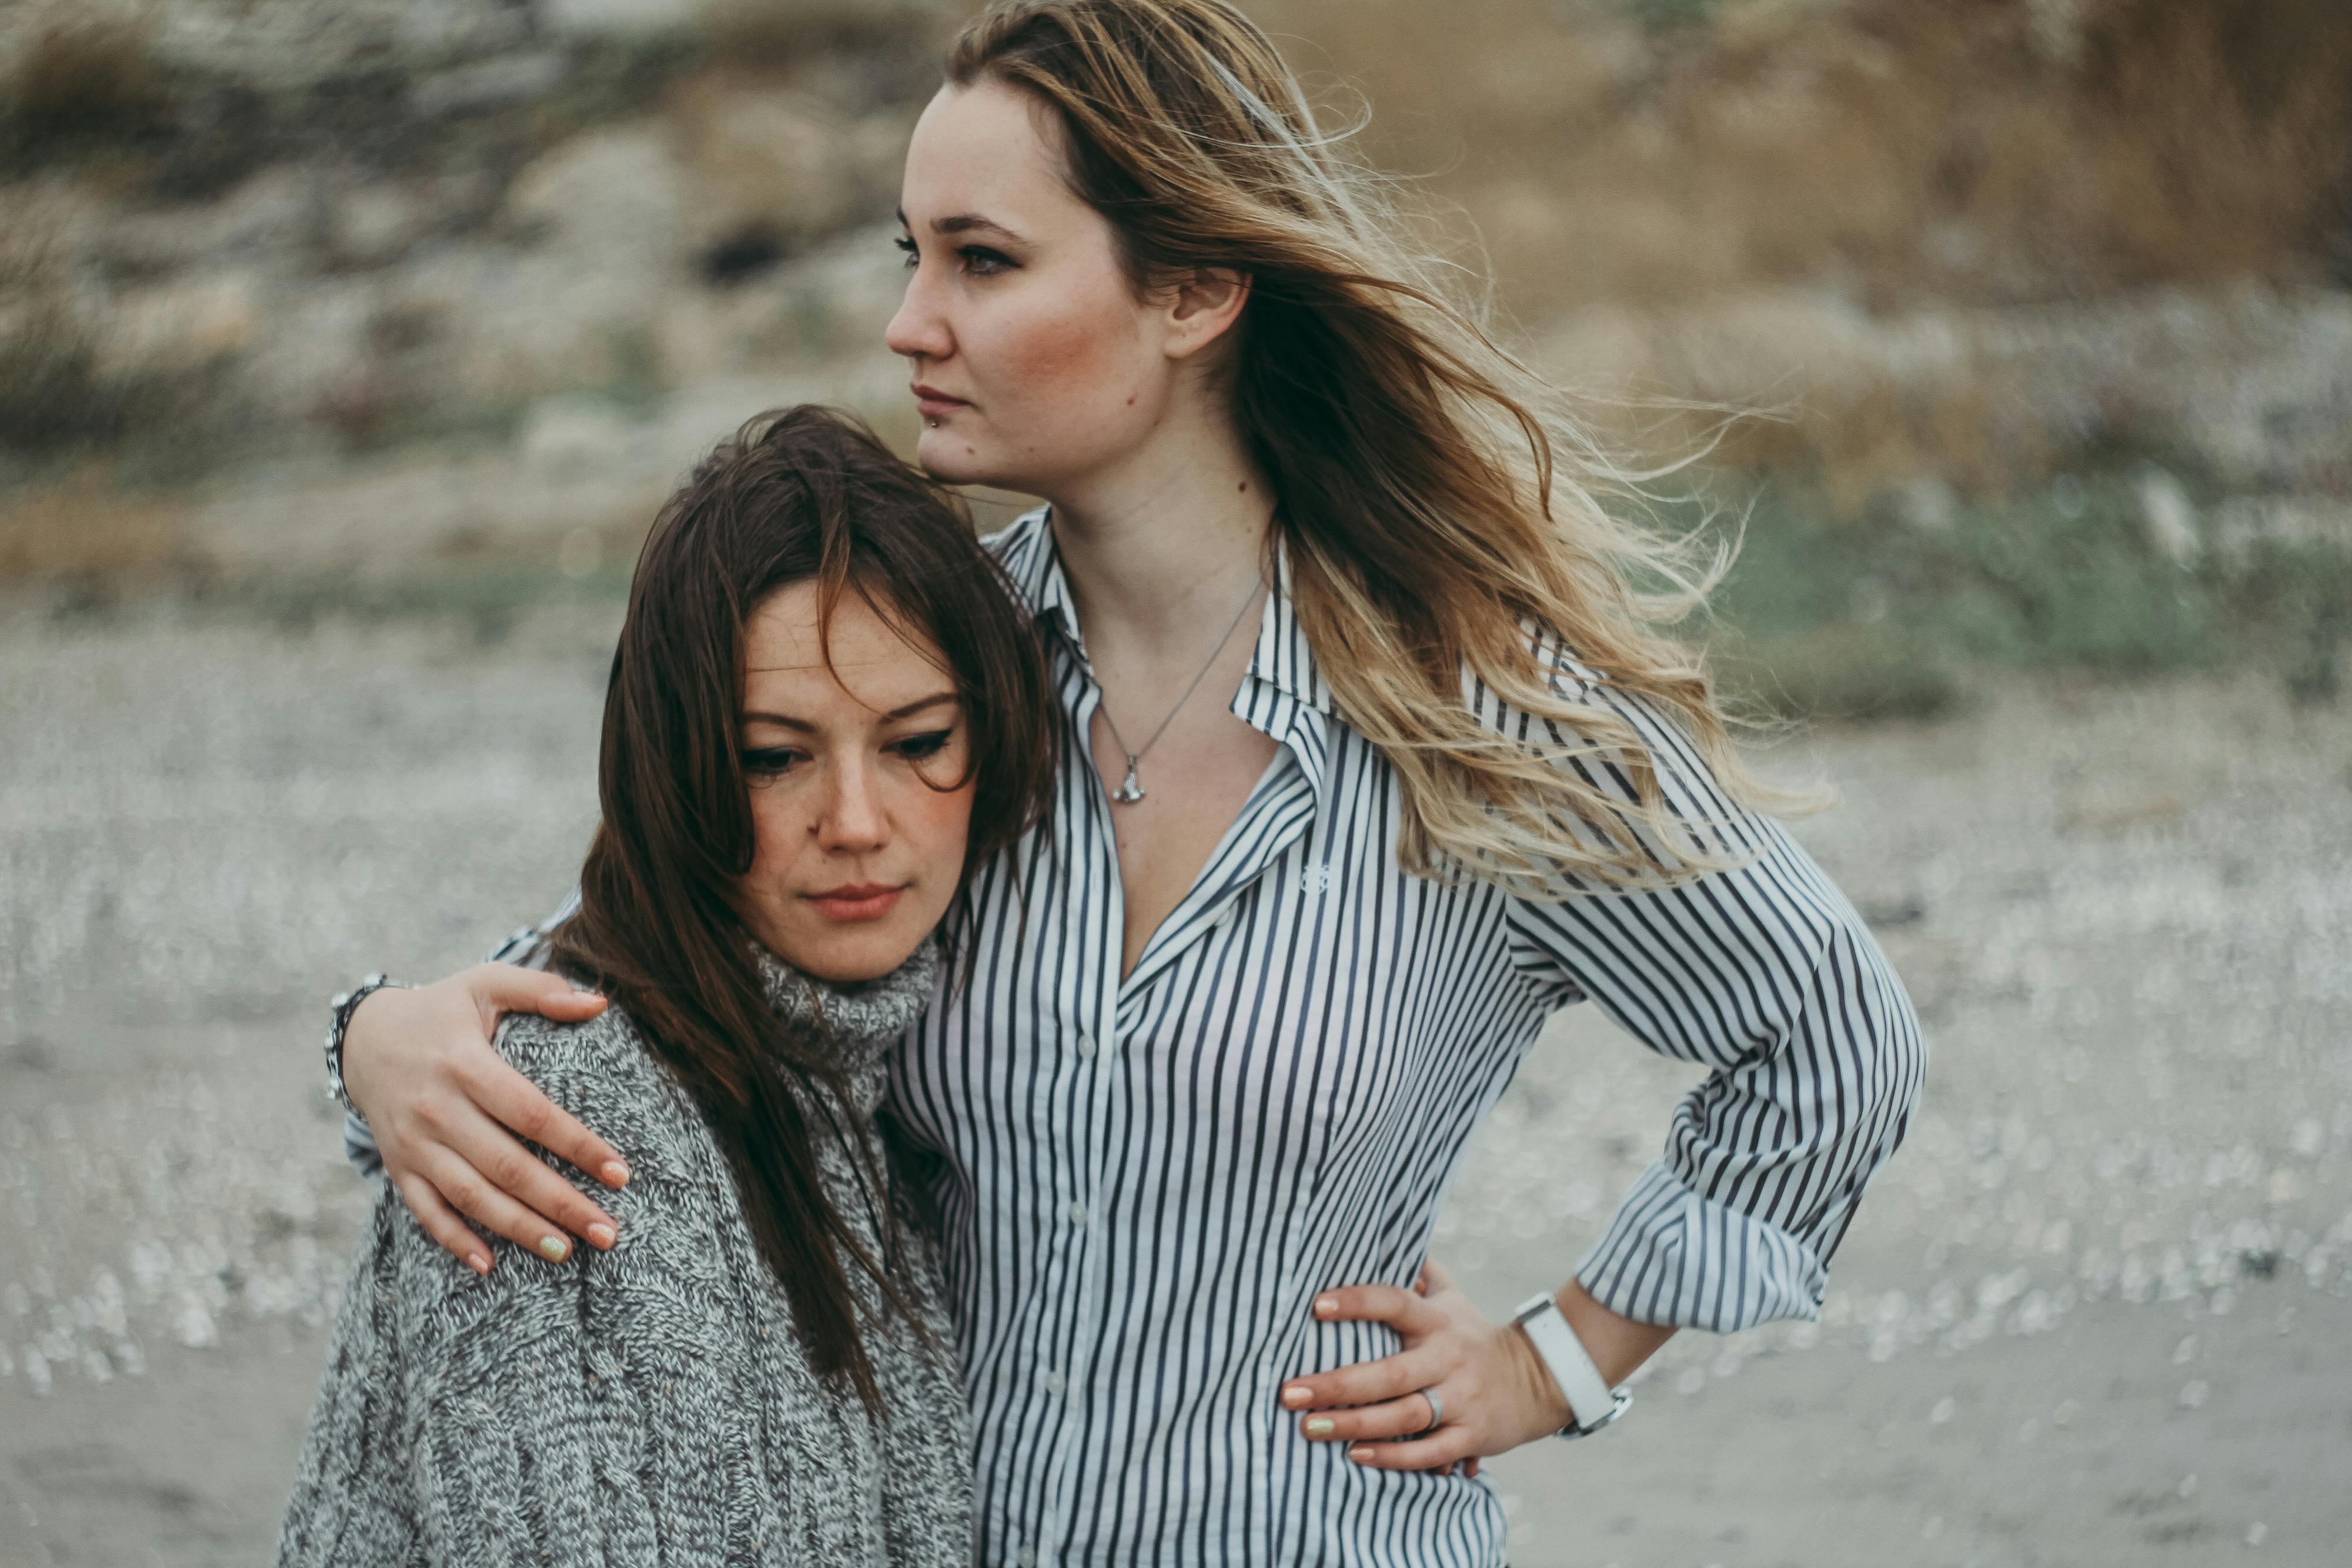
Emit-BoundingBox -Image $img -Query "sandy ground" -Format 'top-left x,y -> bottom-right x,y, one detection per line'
2,599 -> 2347,1568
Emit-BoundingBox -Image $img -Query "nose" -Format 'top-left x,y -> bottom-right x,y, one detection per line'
813,752 -> 890,854
884,260 -> 953,363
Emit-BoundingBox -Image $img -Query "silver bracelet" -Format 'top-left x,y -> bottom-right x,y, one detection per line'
324,973 -> 405,1119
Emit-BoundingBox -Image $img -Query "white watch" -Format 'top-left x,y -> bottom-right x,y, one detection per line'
1512,1292 -> 1632,1439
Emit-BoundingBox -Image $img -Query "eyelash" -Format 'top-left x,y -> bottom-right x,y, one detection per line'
740,747 -> 802,778
739,730 -> 955,778
895,236 -> 1015,277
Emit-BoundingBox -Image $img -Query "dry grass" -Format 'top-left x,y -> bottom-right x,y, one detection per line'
0,466 -> 185,577
1238,0 -> 2352,707
704,0 -> 957,66
1528,275 -> 2352,513
1228,0 -> 2352,512
1254,0 -> 2352,317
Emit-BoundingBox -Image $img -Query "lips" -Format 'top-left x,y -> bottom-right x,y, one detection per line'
806,882 -> 906,922
910,383 -> 969,419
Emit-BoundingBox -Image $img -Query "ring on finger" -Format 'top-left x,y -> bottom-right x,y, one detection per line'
1418,1385 -> 1444,1434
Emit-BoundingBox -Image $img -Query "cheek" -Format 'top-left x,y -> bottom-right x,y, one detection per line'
904,779 -> 975,870
744,791 -> 806,881
1003,308 -> 1115,388
980,283 -> 1151,418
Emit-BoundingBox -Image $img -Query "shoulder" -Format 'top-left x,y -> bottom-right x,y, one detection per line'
1465,621 -> 1610,715
1459,621 -> 1774,874
1464,621 -> 1698,777
494,1004 -> 694,1155
495,1001 -> 649,1081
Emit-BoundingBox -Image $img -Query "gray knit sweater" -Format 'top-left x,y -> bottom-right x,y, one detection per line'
278,941 -> 972,1567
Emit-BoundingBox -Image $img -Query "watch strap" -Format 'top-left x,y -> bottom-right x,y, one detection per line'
325,974 -> 404,1119
1513,1292 -> 1630,1438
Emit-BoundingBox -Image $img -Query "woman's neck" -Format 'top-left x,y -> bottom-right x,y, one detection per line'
1042,410 -> 1272,656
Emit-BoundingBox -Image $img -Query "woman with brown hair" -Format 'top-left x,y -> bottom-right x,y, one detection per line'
326,4 -> 1924,1563
279,406 -> 1054,1565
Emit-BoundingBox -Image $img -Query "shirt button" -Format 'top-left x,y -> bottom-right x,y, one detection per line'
1075,1032 -> 1098,1058
1043,1370 -> 1065,1397
1067,1201 -> 1089,1227
1017,1550 -> 1037,1568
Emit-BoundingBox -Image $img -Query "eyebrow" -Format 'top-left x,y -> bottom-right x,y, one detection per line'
896,206 -> 1028,246
741,691 -> 960,731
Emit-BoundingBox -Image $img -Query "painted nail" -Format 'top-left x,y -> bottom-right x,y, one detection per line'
1280,1385 -> 1310,1408
537,1236 -> 570,1261
467,1253 -> 490,1275
1304,1417 -> 1334,1437
587,1223 -> 617,1250
600,1161 -> 630,1187
1313,1296 -> 1337,1317
1348,1446 -> 1371,1462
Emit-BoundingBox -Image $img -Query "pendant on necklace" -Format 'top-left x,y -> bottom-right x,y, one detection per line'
1112,757 -> 1146,804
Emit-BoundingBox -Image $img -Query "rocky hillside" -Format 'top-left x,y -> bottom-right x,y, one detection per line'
1,0 -> 950,573
2,0 -> 2347,657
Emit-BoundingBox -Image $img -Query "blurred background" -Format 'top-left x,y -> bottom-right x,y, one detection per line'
2,1 -> 2347,1564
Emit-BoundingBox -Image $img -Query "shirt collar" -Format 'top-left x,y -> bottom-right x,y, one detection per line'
993,507 -> 1333,717
1241,538 -> 1332,716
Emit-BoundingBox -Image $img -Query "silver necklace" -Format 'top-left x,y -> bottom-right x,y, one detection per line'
1097,580 -> 1263,805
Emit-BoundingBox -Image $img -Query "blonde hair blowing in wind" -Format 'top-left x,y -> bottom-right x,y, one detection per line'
951,0 -> 1786,892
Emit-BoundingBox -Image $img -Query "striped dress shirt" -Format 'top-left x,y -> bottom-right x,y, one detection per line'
343,508 -> 1923,1567
890,513 -> 1922,1566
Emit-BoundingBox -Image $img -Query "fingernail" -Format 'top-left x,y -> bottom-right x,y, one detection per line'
600,1161 -> 631,1187
1280,1385 -> 1310,1408
587,1222 -> 617,1250
1348,1446 -> 1371,1462
1304,1417 -> 1334,1437
1313,1296 -> 1336,1317
467,1253 -> 490,1275
537,1236 -> 570,1261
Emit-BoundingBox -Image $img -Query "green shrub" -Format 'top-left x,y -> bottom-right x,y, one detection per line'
1680,472 -> 2348,720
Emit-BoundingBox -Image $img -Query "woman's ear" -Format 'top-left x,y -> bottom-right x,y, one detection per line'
1162,266 -> 1252,361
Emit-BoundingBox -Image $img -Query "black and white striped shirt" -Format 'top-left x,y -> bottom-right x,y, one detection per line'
345,508 -> 1923,1567
891,513 -> 1922,1566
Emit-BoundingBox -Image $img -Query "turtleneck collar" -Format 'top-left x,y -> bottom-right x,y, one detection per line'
753,938 -> 942,1051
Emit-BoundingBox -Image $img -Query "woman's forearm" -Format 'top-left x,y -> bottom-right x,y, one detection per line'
1556,1277 -> 1676,1387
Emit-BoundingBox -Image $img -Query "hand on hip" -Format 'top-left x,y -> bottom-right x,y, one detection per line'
1279,1262 -> 1573,1476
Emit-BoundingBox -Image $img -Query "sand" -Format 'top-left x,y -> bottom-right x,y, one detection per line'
4,601 -> 2347,1567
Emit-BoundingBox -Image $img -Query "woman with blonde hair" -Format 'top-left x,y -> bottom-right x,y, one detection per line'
325,3 -> 1924,1562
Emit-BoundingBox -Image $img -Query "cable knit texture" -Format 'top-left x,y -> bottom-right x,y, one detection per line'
277,940 -> 971,1567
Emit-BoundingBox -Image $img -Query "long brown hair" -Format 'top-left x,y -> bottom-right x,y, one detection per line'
550,405 -> 1055,1409
951,1 -> 1796,891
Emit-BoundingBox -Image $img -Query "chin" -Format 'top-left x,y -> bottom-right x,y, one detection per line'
787,923 -> 931,985
913,425 -> 1014,490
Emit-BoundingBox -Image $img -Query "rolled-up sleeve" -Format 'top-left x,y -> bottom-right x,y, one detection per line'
1495,644 -> 1926,1333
